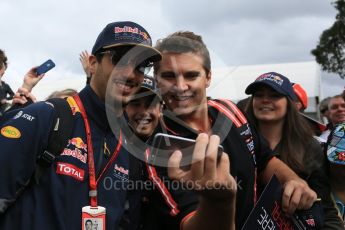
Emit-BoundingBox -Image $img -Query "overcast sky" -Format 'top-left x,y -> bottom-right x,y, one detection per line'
1,0 -> 344,100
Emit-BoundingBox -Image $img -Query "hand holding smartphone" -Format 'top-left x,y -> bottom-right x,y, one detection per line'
149,133 -> 223,168
36,59 -> 56,75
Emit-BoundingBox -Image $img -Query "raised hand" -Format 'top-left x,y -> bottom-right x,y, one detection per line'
282,178 -> 317,215
22,67 -> 44,92
79,50 -> 91,78
168,133 -> 237,230
168,133 -> 236,198
12,87 -> 37,105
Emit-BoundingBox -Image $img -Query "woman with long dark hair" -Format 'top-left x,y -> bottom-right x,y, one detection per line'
245,72 -> 344,229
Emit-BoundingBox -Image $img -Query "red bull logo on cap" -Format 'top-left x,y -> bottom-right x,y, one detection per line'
257,73 -> 283,86
115,26 -> 139,34
114,26 -> 150,42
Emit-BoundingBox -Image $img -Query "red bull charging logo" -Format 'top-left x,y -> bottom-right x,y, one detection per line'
68,137 -> 88,152
61,137 -> 88,163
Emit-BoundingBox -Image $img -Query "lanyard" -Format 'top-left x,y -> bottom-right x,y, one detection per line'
73,94 -> 122,207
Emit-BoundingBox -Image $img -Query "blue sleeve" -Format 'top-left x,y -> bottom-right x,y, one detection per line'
0,101 -> 56,213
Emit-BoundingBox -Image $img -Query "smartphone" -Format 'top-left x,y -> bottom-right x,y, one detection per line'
149,133 -> 224,168
36,59 -> 56,75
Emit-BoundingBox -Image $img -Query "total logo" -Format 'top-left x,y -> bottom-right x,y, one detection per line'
56,162 -> 84,181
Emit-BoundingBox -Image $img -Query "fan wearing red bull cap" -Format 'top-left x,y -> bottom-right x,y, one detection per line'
245,72 -> 344,229
125,75 -> 163,142
0,21 -> 162,229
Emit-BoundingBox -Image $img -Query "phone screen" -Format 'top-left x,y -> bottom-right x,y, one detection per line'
149,133 -> 223,168
36,59 -> 56,75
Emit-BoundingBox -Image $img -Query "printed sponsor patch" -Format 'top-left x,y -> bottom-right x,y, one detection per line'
113,164 -> 129,181
12,111 -> 35,121
66,97 -> 80,115
61,148 -> 87,163
21,113 -> 35,121
68,137 -> 87,152
257,73 -> 283,86
114,26 -> 149,41
56,162 -> 85,181
1,126 -> 21,138
61,137 -> 88,163
247,140 -> 255,152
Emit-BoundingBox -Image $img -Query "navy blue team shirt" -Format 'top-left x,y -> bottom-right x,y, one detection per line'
0,85 -> 138,229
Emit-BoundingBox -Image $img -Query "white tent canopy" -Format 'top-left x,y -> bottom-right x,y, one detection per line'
207,61 -> 320,102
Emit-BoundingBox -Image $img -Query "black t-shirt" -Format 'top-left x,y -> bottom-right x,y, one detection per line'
142,101 -> 274,229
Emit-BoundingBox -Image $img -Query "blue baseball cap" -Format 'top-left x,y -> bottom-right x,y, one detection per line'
245,72 -> 297,101
92,21 -> 161,62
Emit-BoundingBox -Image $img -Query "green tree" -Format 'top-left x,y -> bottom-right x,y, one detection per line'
311,0 -> 345,79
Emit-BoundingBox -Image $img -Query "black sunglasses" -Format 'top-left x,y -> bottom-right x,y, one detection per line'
99,48 -> 153,74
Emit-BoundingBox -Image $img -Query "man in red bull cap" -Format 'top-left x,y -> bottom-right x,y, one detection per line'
0,21 -> 164,230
